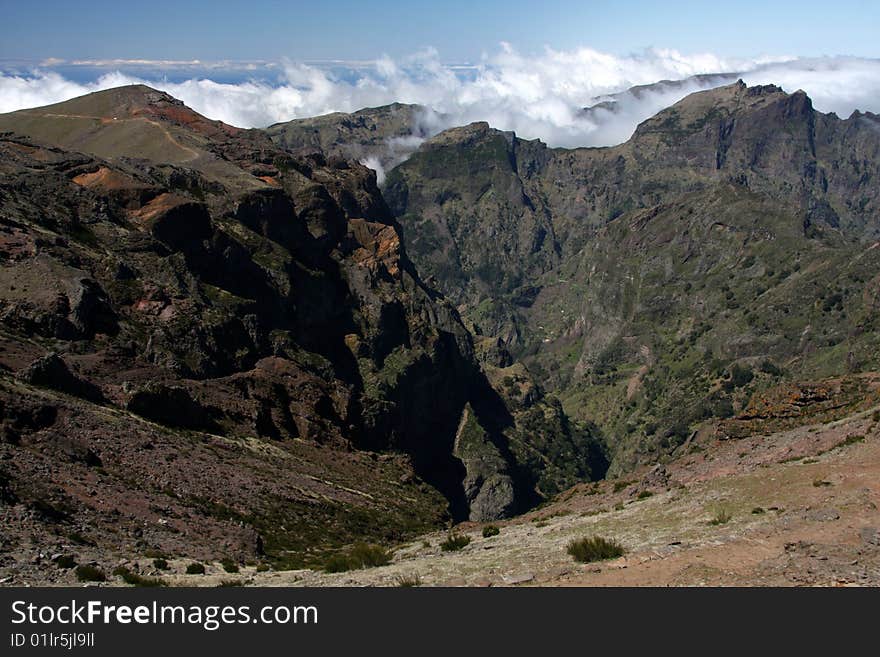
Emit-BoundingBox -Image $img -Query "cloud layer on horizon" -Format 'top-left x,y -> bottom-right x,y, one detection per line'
1,46 -> 879,150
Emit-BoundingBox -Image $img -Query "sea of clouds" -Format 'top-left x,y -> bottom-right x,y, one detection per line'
1,45 -> 879,153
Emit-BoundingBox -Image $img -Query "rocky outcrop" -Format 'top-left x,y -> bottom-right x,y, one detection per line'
15,354 -> 105,404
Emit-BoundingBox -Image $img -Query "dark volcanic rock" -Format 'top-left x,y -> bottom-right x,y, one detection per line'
15,354 -> 105,403
124,382 -> 218,432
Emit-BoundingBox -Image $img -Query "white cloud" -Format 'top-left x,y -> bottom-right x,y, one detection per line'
1,47 -> 879,155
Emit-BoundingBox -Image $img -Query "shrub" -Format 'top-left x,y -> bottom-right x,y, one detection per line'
350,543 -> 392,568
837,434 -> 865,448
112,566 -> 166,587
482,525 -> 500,538
143,549 -> 169,559
323,543 -> 392,573
152,558 -> 168,570
709,509 -> 732,525
751,507 -> 765,514
323,554 -> 354,573
612,480 -> 633,493
395,574 -> 422,587
440,533 -> 471,552
729,364 -> 754,388
75,564 -> 106,582
566,536 -> 625,563
220,558 -> 239,574
255,563 -> 270,573
636,490 -> 653,500
759,360 -> 782,376
185,562 -> 206,575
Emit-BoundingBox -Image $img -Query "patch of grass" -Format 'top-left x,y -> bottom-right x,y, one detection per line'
440,532 -> 471,552
112,566 -> 166,587
612,480 -> 634,493
482,525 -> 500,538
143,549 -> 169,559
74,565 -> 106,582
323,543 -> 393,573
566,536 -> 625,563
255,563 -> 271,572
220,558 -> 239,573
709,508 -> 732,525
613,502 -> 625,511
636,490 -> 654,500
837,434 -> 865,448
185,562 -> 206,575
395,573 -> 422,587
152,558 -> 168,570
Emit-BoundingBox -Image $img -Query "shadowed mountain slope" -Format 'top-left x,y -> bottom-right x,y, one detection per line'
0,87 -> 605,577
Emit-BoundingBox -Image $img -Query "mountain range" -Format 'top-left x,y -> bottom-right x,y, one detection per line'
1,78 -> 878,583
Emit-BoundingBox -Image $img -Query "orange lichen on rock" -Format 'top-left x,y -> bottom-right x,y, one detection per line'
72,167 -> 143,191
128,192 -> 190,224
346,219 -> 402,278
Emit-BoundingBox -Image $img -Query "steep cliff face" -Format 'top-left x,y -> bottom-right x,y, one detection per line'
383,81 -> 880,473
265,103 -> 436,173
0,87 -> 606,574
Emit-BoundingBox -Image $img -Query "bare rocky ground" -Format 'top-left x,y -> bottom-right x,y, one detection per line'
10,397 -> 877,588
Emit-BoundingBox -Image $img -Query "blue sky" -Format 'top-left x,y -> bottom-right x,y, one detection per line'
1,0 -> 878,62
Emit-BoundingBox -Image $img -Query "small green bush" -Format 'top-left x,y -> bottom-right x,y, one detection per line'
75,564 -> 106,582
636,490 -> 653,500
255,563 -> 271,572
709,509 -> 732,525
152,558 -> 168,570
482,525 -> 500,538
143,549 -> 169,559
112,566 -> 166,587
220,558 -> 239,574
323,554 -> 354,573
838,434 -> 865,448
395,574 -> 422,587
440,533 -> 471,552
612,480 -> 633,493
323,543 -> 392,573
349,543 -> 392,567
185,562 -> 206,575
751,507 -> 765,515
567,536 -> 625,563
